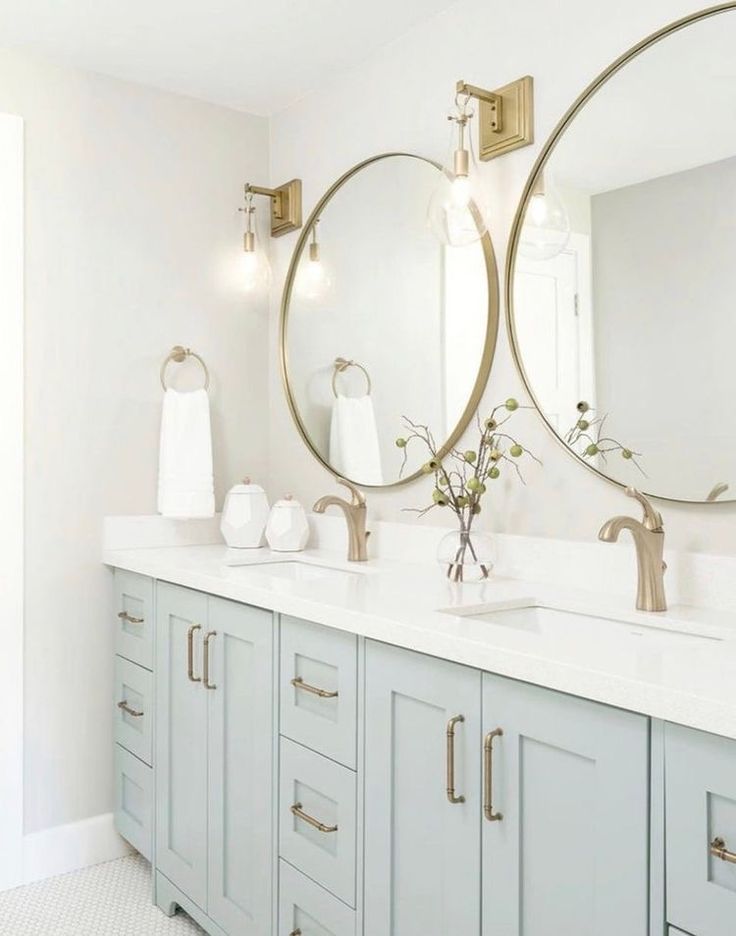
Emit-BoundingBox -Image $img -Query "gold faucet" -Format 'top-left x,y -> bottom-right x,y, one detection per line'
598,487 -> 667,612
313,478 -> 370,562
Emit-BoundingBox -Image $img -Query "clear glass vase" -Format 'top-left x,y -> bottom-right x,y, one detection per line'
437,528 -> 495,583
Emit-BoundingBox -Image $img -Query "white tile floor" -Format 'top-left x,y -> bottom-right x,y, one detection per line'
0,855 -> 204,935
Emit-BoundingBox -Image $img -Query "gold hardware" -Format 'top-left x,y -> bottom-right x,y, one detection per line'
457,76 -> 534,160
291,676 -> 338,699
331,357 -> 372,398
117,610 -> 144,625
290,802 -> 338,834
313,478 -> 370,562
446,715 -> 466,804
203,631 -> 217,690
279,152 -> 499,491
711,837 -> 736,865
117,700 -> 144,718
160,346 -> 210,392
187,624 -> 202,683
483,728 -> 503,822
244,179 -> 302,237
599,487 -> 667,612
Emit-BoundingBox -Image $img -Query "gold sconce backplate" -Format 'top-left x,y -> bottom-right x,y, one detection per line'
270,179 -> 302,237
458,76 -> 534,160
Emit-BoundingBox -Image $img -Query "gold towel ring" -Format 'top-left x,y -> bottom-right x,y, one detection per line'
332,357 -> 371,398
160,346 -> 210,391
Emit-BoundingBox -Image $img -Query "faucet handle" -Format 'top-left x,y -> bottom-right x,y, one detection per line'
625,487 -> 663,532
337,477 -> 366,507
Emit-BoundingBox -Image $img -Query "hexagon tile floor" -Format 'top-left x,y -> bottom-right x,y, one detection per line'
0,854 -> 204,935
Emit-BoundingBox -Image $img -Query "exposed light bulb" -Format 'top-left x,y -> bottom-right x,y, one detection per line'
239,193 -> 271,293
519,174 -> 571,261
295,219 -> 332,300
427,104 -> 488,247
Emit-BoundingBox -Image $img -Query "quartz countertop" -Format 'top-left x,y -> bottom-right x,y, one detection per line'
104,544 -> 736,740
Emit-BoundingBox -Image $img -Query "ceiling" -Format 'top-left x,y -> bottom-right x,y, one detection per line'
0,0 -> 458,115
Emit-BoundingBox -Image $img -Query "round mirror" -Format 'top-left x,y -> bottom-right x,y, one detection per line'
508,5 -> 736,503
281,153 -> 498,487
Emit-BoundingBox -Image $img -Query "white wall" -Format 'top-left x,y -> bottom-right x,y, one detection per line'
268,0 -> 736,554
0,49 -> 270,835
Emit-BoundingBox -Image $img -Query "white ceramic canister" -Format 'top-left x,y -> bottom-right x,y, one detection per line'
220,477 -> 269,548
265,495 -> 310,552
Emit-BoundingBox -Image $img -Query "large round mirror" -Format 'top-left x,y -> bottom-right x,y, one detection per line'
281,153 -> 498,487
508,5 -> 736,503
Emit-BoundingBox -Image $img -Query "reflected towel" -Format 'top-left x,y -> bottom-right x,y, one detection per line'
329,394 -> 383,485
157,388 -> 215,518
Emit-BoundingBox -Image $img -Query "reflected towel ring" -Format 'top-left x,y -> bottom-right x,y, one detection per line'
160,345 -> 210,391
332,357 -> 372,398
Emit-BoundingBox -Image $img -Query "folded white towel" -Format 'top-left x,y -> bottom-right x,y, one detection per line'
157,388 -> 215,518
329,394 -> 383,485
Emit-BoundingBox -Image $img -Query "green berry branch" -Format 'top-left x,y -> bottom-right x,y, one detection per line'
395,398 -> 541,582
565,401 -> 645,475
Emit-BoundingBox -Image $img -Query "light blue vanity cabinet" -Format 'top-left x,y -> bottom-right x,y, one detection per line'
363,640 -> 483,936
155,582 -> 274,936
482,673 -> 650,936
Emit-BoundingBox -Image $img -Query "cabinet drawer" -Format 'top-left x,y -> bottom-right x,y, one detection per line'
279,861 -> 356,936
114,570 -> 154,670
666,723 -> 736,936
114,744 -> 152,861
114,656 -> 153,766
281,616 -> 358,768
280,738 -> 357,907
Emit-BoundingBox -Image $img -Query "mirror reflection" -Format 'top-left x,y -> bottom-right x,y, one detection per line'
283,153 -> 496,487
510,9 -> 736,503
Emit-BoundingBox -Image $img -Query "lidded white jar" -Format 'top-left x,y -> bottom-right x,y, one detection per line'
220,477 -> 269,548
265,495 -> 310,552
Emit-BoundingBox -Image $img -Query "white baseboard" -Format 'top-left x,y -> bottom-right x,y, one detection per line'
22,812 -> 132,886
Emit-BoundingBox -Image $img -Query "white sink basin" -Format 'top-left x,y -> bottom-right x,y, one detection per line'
445,601 -> 728,646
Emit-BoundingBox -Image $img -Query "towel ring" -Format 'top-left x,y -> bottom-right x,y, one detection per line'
160,346 -> 210,391
332,357 -> 371,398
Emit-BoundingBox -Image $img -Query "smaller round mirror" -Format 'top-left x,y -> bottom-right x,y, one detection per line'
281,153 -> 498,488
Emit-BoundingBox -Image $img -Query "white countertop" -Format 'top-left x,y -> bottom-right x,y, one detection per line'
104,544 -> 736,740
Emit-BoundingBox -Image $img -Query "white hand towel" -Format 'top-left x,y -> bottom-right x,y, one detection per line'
157,388 -> 215,518
329,394 -> 383,485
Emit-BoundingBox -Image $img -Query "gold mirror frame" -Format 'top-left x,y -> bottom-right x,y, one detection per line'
506,2 -> 736,505
280,152 -> 500,489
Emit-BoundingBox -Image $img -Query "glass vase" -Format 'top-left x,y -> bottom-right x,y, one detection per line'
437,528 -> 495,583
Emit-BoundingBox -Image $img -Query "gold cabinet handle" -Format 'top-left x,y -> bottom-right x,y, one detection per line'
484,728 -> 504,822
290,802 -> 338,833
711,837 -> 736,864
291,676 -> 338,699
446,714 -> 466,804
118,610 -> 144,625
117,700 -> 144,718
203,631 -> 217,690
187,624 -> 202,683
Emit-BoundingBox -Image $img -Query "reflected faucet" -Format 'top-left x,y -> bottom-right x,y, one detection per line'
598,487 -> 667,612
313,478 -> 370,562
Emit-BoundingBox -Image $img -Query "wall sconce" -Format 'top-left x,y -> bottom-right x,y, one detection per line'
244,179 -> 302,237
296,218 -> 332,300
428,76 -> 534,247
238,190 -> 271,293
519,172 -> 571,261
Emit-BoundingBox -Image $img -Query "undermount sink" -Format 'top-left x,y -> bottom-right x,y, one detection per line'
444,601 -> 728,646
225,557 -> 361,583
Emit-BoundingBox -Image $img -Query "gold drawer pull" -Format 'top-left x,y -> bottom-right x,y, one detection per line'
187,624 -> 202,683
203,631 -> 217,690
290,802 -> 338,834
291,676 -> 338,699
446,715 -> 465,804
711,837 -> 736,865
484,728 -> 503,822
118,610 -> 144,625
117,700 -> 144,718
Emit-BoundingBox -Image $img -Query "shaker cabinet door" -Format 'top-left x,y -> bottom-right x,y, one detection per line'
207,596 -> 274,936
155,583 -> 209,910
364,641 -> 482,936
481,673 -> 650,936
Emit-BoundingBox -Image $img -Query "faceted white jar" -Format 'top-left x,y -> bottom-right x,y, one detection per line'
220,478 -> 269,548
265,495 -> 310,552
